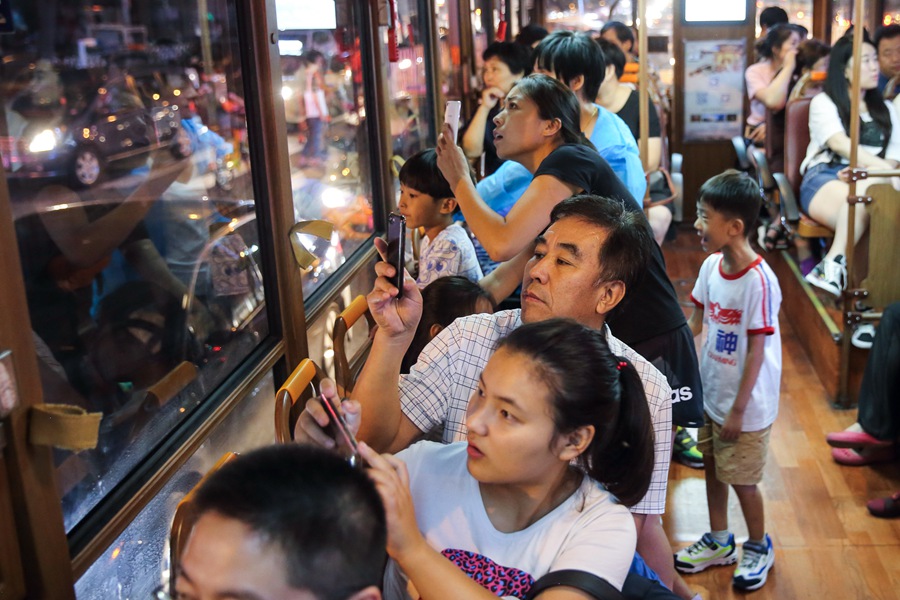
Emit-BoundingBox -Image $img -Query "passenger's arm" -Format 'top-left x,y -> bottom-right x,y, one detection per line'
751,52 -> 796,112
824,131 -> 898,170
461,88 -> 504,158
688,306 -> 704,337
720,333 -> 766,441
647,137 -> 662,173
478,244 -> 533,305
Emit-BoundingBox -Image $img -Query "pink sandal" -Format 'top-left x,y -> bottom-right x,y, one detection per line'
831,446 -> 896,466
867,492 -> 900,518
826,429 -> 893,449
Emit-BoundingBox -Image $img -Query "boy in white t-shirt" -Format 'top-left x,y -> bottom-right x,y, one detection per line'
398,149 -> 483,287
675,170 -> 782,592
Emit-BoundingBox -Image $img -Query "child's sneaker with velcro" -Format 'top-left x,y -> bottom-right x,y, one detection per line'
732,534 -> 775,591
674,532 -> 737,574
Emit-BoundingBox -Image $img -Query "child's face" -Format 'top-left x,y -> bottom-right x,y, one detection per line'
398,184 -> 447,230
694,200 -> 737,253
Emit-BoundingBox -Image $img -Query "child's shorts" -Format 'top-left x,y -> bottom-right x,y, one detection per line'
697,414 -> 772,485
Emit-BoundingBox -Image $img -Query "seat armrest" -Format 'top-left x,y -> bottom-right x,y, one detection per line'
774,172 -> 800,222
750,148 -> 777,193
732,136 -> 750,171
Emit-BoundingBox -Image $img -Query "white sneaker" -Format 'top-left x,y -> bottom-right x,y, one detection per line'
851,323 -> 876,349
805,256 -> 846,297
674,533 -> 737,574
732,534 -> 775,591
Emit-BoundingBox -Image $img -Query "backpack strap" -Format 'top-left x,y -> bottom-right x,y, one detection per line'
525,570 -> 625,600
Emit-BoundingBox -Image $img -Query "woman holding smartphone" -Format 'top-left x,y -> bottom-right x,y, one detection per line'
357,319 -> 654,598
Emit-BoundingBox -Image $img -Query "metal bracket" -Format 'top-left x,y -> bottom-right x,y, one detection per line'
845,312 -> 864,326
847,168 -> 869,181
847,195 -> 873,205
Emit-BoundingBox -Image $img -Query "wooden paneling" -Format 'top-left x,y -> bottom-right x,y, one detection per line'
0,425 -> 26,599
662,227 -> 900,600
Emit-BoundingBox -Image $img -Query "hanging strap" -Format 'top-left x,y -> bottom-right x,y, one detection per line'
525,570 -> 625,600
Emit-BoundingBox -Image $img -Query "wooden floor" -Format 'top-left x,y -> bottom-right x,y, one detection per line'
661,228 -> 900,600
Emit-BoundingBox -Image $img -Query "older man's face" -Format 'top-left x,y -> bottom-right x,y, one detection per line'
879,35 -> 900,79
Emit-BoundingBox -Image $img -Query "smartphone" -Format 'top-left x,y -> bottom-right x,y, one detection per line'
444,100 -> 462,144
320,394 -> 361,468
386,212 -> 406,298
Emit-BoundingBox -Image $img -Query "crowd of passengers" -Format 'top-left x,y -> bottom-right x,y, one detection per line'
166,14 -> 900,600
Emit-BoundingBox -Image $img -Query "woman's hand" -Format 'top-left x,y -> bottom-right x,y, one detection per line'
748,123 -> 766,144
782,48 -> 798,73
480,86 -> 506,110
367,237 -> 423,341
293,378 -> 361,449
435,122 -> 471,191
359,442 -> 427,563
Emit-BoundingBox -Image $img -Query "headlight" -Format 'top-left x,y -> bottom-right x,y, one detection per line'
28,129 -> 58,153
281,86 -> 293,100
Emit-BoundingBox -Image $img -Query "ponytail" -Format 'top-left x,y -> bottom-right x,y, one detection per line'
584,357 -> 654,507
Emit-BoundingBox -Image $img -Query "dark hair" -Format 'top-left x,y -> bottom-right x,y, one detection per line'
875,24 -> 900,48
533,31 -> 606,100
482,41 -> 531,77
757,23 -> 801,60
600,21 -> 634,51
596,37 -> 626,80
512,74 -> 594,149
698,169 -> 762,237
759,6 -> 789,30
191,444 -> 387,600
401,277 -> 495,373
497,319 -> 654,507
548,194 -> 654,296
795,38 -> 831,74
825,31 -> 891,156
301,49 -> 324,66
515,24 -> 549,47
399,148 -> 454,200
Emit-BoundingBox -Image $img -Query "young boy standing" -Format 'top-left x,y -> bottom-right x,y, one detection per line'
675,170 -> 782,591
398,149 -> 483,287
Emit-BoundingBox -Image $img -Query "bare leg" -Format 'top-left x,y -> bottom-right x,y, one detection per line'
705,454 -> 729,532
648,205 -> 673,246
636,515 -> 680,592
807,180 -> 871,262
732,483 -> 765,541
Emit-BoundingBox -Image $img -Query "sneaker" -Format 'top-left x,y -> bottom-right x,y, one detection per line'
674,533 -> 737,574
673,427 -> 704,469
732,534 -> 775,591
851,323 -> 876,349
805,255 -> 846,297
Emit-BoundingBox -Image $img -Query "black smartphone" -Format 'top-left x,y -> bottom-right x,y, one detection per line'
320,394 -> 361,468
386,212 -> 406,297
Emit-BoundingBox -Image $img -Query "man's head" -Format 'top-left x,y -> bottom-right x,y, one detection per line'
175,445 -> 386,600
532,31 -> 606,101
521,195 -> 654,328
596,37 -> 626,86
600,21 -> 635,56
758,6 -> 788,36
876,25 -> 900,80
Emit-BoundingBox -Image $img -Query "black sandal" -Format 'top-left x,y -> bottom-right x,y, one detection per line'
760,223 -> 789,252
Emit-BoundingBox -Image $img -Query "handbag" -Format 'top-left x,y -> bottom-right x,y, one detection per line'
524,570 -> 625,600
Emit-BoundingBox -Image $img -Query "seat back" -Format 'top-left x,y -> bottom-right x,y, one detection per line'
784,97 -> 812,197
332,295 -> 376,395
169,451 -> 238,591
789,70 -> 826,101
275,359 -> 323,443
764,107 -> 784,173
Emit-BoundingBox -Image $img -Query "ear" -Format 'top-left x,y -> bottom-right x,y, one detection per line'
428,323 -> 444,339
594,279 -> 627,317
728,217 -> 747,238
568,74 -> 585,94
557,425 -> 595,462
543,117 -> 563,139
346,586 -> 383,600
438,197 -> 457,215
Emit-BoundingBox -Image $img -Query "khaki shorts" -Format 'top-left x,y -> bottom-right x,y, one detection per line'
697,414 -> 771,485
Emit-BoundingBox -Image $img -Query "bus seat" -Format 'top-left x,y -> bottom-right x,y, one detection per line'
332,295 -> 375,396
732,136 -> 752,172
784,97 -> 811,197
789,70 -> 826,101
624,62 -> 639,74
169,451 -> 238,592
275,359 -> 324,443
764,107 -> 784,174
863,183 -> 900,306
774,172 -> 834,239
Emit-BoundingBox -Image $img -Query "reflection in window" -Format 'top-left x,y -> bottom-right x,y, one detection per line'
1,0 -> 268,532
276,0 -> 375,300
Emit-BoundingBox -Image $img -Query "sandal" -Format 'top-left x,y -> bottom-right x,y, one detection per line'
758,223 -> 789,252
867,491 -> 900,518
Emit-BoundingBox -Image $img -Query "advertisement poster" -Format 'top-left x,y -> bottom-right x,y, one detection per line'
683,39 -> 746,142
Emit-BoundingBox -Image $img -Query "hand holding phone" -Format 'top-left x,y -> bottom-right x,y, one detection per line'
320,394 -> 361,468
444,100 -> 461,144
386,212 -> 406,298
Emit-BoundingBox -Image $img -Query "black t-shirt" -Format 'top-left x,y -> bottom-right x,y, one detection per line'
616,90 -> 661,143
533,144 -> 686,344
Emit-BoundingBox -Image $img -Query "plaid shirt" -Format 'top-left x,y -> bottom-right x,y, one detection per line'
399,309 -> 673,515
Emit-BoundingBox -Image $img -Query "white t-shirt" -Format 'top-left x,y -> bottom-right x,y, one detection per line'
690,254 -> 782,430
398,310 -> 672,515
745,60 -> 777,127
800,92 -> 900,173
382,442 -> 636,599
417,222 -> 483,288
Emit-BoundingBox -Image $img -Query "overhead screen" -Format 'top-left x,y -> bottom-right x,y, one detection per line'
275,0 -> 337,30
684,0 -> 747,22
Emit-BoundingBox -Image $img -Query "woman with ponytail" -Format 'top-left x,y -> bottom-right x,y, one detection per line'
434,73 -> 638,263
359,318 -> 655,598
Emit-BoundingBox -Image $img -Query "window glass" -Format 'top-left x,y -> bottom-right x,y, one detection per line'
1,0 -> 268,533
437,0 -> 465,101
887,2 -> 900,26
545,0 -> 633,31
276,0 -> 375,300
74,372 -> 276,599
831,0 -> 852,43
386,0 -> 436,158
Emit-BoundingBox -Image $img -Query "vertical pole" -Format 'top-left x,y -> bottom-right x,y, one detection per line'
637,0 -> 648,175
838,3 -> 866,407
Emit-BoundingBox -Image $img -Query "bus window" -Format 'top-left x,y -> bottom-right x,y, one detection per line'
437,0 -> 465,100
0,0 -> 268,534
276,0 -> 375,302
